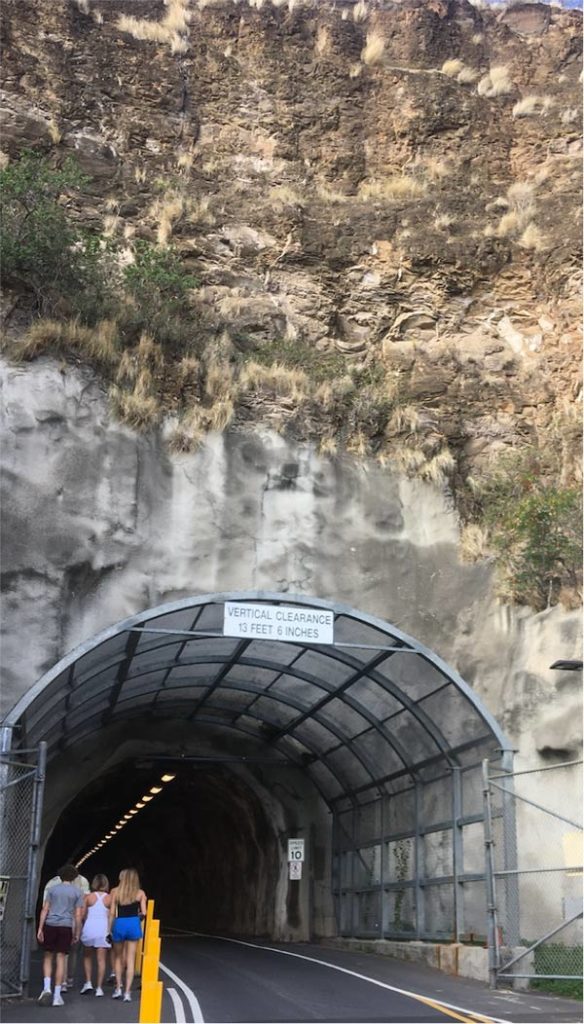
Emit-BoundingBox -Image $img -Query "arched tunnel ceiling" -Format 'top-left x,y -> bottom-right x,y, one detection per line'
4,593 -> 511,805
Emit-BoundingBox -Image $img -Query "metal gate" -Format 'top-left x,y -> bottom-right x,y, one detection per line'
0,731 -> 46,997
483,758 -> 583,989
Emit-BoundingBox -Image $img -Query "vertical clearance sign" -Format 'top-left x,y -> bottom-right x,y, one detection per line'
223,602 -> 334,645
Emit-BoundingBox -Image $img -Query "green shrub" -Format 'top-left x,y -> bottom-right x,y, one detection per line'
251,337 -> 346,384
0,152 -> 109,319
480,459 -> 582,609
120,240 -> 199,354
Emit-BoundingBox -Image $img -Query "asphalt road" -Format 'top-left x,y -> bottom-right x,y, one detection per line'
2,935 -> 581,1024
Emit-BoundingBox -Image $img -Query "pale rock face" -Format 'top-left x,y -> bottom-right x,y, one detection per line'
1,357 -> 581,770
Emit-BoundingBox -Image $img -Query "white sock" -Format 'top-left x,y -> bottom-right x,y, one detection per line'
43,978 -> 51,992
54,985 -> 61,998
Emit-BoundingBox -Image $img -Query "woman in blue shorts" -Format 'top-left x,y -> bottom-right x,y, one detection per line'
107,868 -> 147,1002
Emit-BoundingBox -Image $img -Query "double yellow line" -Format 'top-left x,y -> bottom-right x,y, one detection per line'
411,993 -> 498,1024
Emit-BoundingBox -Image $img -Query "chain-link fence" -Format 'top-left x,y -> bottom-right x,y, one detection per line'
484,759 -> 583,988
0,736 -> 46,997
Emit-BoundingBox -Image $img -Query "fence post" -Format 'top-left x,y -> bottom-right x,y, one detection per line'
20,741 -> 47,994
452,767 -> 464,942
482,759 -> 500,988
499,749 -> 520,947
139,900 -> 163,1024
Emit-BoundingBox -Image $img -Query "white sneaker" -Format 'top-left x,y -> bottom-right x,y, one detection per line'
60,983 -> 67,994
112,987 -> 122,999
123,992 -> 132,1002
95,986 -> 104,997
52,994 -> 65,1006
81,981 -> 94,994
38,990 -> 52,1006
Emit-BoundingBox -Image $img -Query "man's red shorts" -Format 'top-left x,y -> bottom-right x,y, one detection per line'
42,925 -> 72,953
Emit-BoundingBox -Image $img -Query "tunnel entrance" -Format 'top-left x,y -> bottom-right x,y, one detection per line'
43,759 -> 282,936
1,591 -> 516,996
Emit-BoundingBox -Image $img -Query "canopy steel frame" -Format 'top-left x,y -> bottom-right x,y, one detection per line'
4,592 -> 513,805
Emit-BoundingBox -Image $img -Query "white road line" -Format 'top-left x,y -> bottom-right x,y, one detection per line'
192,932 -> 511,1024
167,987 -> 187,1023
160,961 -> 205,1024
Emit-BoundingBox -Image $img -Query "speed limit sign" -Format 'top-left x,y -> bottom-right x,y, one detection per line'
287,838 -> 305,862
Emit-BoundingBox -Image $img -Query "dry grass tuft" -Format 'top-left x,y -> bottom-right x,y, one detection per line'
561,107 -> 579,125
239,361 -> 308,401
349,63 -> 362,78
151,194 -> 185,246
18,319 -> 119,365
477,65 -> 513,98
353,0 -> 368,22
496,211 -> 520,238
434,212 -> 454,230
359,176 -> 425,201
205,357 -> 235,403
419,448 -> 456,485
419,156 -> 449,181
111,371 -> 161,430
518,223 -> 545,251
442,59 -> 464,78
48,120 -> 62,145
74,0 -> 90,12
176,148 -> 195,173
389,404 -> 421,434
319,436 -> 338,457
460,523 -> 490,563
457,66 -> 479,84
167,408 -> 205,453
103,214 -> 120,238
392,446 -> 427,475
361,30 -> 385,66
93,9 -> 103,24
496,181 -> 537,238
512,95 -> 551,118
315,25 -> 331,57
117,0 -> 191,52
268,185 -> 304,210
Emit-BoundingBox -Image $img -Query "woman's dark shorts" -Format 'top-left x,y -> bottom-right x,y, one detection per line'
42,925 -> 73,953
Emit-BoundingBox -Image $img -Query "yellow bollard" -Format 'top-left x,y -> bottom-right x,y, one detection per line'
139,980 -> 163,1024
138,901 -> 164,1024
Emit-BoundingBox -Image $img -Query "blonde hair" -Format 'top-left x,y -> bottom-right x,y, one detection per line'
117,868 -> 140,905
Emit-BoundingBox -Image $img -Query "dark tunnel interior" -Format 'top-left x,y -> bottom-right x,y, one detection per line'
41,761 -> 285,936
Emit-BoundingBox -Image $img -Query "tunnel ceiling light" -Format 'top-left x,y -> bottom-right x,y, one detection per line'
161,774 -> 175,783
135,802 -> 145,809
129,809 -> 138,815
150,786 -> 162,794
114,825 -> 123,830
141,795 -> 153,802
123,814 -> 132,820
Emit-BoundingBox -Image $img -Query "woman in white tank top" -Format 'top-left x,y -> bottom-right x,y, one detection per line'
80,874 -> 111,996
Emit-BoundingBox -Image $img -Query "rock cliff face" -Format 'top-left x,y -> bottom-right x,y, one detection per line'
2,358 -> 581,767
1,0 -> 582,480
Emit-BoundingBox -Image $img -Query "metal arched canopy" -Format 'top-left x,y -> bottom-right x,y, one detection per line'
3,592 -> 512,805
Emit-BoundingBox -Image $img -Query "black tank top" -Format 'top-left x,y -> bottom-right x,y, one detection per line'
117,900 -> 140,918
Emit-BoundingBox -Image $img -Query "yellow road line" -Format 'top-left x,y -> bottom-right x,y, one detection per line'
412,994 -> 495,1024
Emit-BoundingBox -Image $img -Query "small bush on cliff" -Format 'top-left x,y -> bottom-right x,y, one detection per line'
479,459 -> 582,610
0,152 -> 109,319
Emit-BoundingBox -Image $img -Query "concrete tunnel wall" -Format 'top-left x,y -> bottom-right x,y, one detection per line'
39,717 -> 335,941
